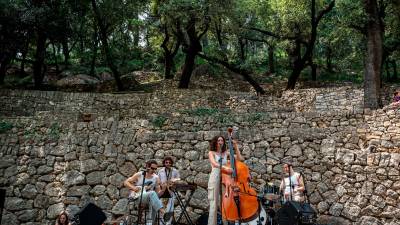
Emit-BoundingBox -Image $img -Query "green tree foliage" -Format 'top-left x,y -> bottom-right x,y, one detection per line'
0,0 -> 399,106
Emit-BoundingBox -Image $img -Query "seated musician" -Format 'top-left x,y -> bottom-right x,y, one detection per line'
124,159 -> 171,223
157,156 -> 181,225
279,162 -> 305,202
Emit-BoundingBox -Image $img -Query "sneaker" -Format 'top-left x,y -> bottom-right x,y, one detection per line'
163,212 -> 173,222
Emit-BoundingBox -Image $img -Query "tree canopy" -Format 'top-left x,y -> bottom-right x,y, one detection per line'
1,0 -> 399,108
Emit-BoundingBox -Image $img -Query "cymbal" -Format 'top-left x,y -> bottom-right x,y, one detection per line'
265,193 -> 280,201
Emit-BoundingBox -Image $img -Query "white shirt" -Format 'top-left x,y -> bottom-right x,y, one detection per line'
158,167 -> 180,184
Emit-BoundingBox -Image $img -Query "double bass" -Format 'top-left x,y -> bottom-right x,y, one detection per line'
220,128 -> 260,223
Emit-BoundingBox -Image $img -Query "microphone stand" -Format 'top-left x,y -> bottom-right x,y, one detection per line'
262,152 -> 274,225
256,187 -> 265,225
288,165 -> 293,202
137,169 -> 147,225
218,150 -> 223,225
299,172 -> 309,204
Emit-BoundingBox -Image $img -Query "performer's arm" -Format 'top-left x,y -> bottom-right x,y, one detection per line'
124,172 -> 140,192
279,179 -> 285,194
232,140 -> 244,161
155,176 -> 162,196
208,151 -> 232,174
296,173 -> 305,193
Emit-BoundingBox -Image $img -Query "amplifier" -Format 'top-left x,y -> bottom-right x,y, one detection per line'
74,203 -> 106,225
277,201 -> 317,225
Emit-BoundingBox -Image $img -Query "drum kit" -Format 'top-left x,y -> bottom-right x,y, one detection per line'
256,183 -> 282,225
213,183 -> 282,225
234,182 -> 315,225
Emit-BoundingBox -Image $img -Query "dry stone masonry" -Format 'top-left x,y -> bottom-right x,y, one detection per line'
0,87 -> 400,225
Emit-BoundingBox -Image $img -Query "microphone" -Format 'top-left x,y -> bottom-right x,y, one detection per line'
218,143 -> 223,152
139,167 -> 148,175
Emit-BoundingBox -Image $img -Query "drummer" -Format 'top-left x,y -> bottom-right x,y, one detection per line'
279,162 -> 305,202
157,156 -> 180,225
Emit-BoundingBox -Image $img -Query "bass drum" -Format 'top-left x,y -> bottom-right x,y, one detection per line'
197,205 -> 270,225
232,205 -> 268,225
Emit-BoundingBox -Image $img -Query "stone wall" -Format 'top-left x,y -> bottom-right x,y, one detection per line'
1,89 -> 400,225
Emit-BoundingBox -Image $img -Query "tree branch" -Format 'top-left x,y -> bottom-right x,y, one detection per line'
197,52 -> 265,94
315,0 -> 336,25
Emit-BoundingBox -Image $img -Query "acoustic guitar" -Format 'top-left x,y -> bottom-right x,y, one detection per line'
129,180 -> 154,200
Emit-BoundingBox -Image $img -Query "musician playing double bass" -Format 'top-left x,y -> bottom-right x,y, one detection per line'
207,134 -> 243,225
157,156 -> 181,225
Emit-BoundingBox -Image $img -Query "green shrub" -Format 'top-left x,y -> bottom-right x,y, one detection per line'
48,122 -> 60,140
126,59 -> 144,71
185,108 -> 220,117
247,112 -> 265,124
0,121 -> 13,134
152,115 -> 168,128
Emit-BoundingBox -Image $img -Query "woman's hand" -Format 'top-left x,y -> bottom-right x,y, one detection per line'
223,166 -> 233,174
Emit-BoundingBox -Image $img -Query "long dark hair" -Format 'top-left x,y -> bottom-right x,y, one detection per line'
57,212 -> 69,225
209,136 -> 227,152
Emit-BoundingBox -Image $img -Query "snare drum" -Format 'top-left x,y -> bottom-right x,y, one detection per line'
264,184 -> 280,201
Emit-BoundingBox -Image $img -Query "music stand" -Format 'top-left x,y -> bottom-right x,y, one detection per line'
160,189 -> 172,199
171,184 -> 197,225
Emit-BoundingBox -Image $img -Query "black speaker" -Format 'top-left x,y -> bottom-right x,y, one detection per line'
75,203 -> 106,225
277,201 -> 316,225
0,189 -> 5,209
0,189 -> 5,225
196,212 -> 208,225
196,212 -> 224,225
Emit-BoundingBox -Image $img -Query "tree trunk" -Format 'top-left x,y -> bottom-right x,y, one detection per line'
19,36 -> 30,77
90,27 -> 99,77
178,17 -> 204,88
161,24 -> 180,80
326,45 -> 333,73
62,37 -> 70,69
287,61 -> 304,89
52,43 -> 59,73
385,60 -> 390,81
178,51 -> 196,88
238,38 -> 246,62
133,8 -> 140,48
164,55 -> 174,79
363,0 -> 383,109
161,25 -> 173,79
0,54 -> 12,84
311,63 -> 317,81
286,39 -> 302,89
91,0 -> 138,91
33,30 -> 47,88
215,19 -> 227,61
392,60 -> 398,81
286,0 -> 335,89
268,45 -> 275,74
